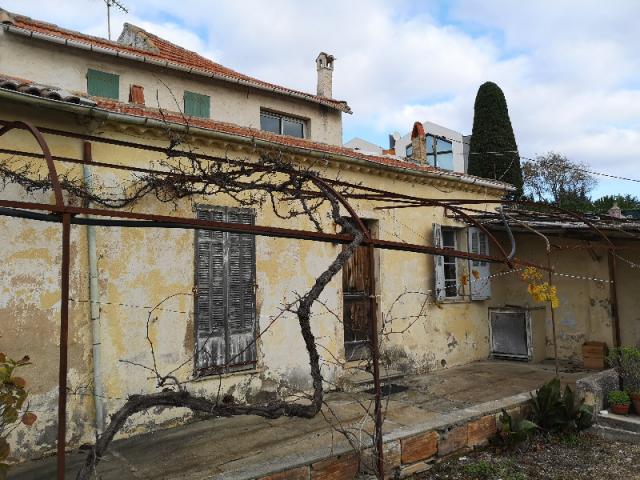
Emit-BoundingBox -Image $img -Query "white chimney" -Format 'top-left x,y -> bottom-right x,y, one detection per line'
316,52 -> 335,98
608,202 -> 623,219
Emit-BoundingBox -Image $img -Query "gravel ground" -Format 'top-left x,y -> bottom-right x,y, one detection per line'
418,432 -> 640,479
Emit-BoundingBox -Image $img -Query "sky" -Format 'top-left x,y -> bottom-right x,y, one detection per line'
3,0 -> 640,199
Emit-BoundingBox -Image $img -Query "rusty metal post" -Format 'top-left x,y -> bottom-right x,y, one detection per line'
608,248 -> 621,347
546,252 -> 560,377
367,241 -> 384,478
57,212 -> 71,480
310,177 -> 385,477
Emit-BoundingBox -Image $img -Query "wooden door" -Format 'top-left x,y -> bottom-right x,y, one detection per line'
342,222 -> 374,360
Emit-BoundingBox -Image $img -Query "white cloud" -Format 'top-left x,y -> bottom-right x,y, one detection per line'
3,0 -> 640,196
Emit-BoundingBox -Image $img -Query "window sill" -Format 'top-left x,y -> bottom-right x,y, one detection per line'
260,129 -> 306,140
342,359 -> 371,370
437,297 -> 472,305
188,366 -> 263,383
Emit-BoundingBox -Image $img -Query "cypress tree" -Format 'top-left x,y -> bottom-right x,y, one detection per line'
467,82 -> 523,198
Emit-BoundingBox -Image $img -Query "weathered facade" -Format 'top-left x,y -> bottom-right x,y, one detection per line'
490,230 -> 640,359
0,10 -> 513,462
3,9 -> 638,469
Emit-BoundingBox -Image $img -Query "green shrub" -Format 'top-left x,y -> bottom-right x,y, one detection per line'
608,390 -> 631,406
495,408 -> 538,448
607,346 -> 640,394
529,378 -> 592,432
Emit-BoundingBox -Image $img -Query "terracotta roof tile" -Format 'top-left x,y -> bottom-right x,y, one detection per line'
90,98 -> 507,187
2,10 -> 351,113
0,73 -> 511,191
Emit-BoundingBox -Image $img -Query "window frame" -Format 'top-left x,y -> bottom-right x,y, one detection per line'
426,134 -> 454,170
441,227 -> 459,298
405,143 -> 413,158
434,224 -> 491,302
260,110 -> 306,138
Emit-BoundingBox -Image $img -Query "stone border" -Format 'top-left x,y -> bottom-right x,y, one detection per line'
576,368 -> 618,414
229,391 -> 534,480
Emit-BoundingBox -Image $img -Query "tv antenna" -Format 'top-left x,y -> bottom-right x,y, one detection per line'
104,0 -> 128,40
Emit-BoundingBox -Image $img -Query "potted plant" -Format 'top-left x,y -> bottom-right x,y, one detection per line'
607,346 -> 640,414
608,390 -> 631,415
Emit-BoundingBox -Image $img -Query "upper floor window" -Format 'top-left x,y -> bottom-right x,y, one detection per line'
87,69 -> 119,100
426,135 -> 453,170
260,110 -> 305,138
184,91 -> 210,119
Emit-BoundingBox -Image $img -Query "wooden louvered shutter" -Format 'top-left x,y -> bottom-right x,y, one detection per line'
195,207 -> 226,370
195,206 -> 256,373
225,208 -> 256,368
468,227 -> 491,300
184,91 -> 210,119
87,69 -> 119,100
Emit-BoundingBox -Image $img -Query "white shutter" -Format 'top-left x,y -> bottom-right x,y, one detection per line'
468,227 -> 491,300
433,223 -> 445,301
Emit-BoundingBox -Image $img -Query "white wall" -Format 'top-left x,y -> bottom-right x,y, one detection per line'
0,29 -> 344,145
394,121 -> 466,173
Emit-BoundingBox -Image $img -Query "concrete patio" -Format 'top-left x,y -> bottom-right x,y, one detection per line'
9,360 -> 590,480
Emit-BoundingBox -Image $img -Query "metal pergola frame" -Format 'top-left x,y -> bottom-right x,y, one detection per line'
0,119 -> 620,479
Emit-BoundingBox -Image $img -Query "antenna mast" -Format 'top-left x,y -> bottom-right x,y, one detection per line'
104,0 -> 128,40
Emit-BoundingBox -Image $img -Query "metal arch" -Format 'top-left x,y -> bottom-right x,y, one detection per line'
0,121 -> 70,480
0,121 -> 64,208
309,176 -> 370,239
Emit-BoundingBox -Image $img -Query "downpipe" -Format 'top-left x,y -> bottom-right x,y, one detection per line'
83,142 -> 105,434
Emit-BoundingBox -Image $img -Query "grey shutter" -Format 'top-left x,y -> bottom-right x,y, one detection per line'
195,206 -> 256,372
195,208 -> 226,369
468,227 -> 491,300
225,208 -> 256,368
433,223 -> 445,301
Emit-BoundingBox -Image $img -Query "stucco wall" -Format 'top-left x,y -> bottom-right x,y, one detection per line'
615,239 -> 640,347
0,29 -> 343,145
0,101 -> 503,461
489,232 -> 625,361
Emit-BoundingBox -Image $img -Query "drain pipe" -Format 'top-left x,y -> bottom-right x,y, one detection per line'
83,141 -> 105,434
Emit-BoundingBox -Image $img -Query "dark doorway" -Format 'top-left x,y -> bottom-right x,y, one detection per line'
342,219 -> 376,361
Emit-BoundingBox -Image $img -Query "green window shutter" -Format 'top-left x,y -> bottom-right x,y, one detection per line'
86,69 -> 119,99
184,91 -> 210,118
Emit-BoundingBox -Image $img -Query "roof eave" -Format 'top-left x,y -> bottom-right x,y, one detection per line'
0,88 -> 511,193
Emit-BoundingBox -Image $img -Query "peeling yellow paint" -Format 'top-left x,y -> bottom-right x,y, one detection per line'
2,105 -> 593,464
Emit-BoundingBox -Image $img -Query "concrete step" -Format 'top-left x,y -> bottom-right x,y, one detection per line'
340,368 -> 405,392
598,413 -> 640,434
590,424 -> 640,444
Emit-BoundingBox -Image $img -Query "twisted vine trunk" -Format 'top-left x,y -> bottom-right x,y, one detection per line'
75,188 -> 364,480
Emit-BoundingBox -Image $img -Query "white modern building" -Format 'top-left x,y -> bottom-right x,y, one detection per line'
346,120 -> 469,174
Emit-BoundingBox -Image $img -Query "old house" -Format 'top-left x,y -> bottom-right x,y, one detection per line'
1,9 -> 638,476
0,10 -> 511,463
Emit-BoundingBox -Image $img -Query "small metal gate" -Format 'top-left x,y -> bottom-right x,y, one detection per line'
489,308 -> 531,360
